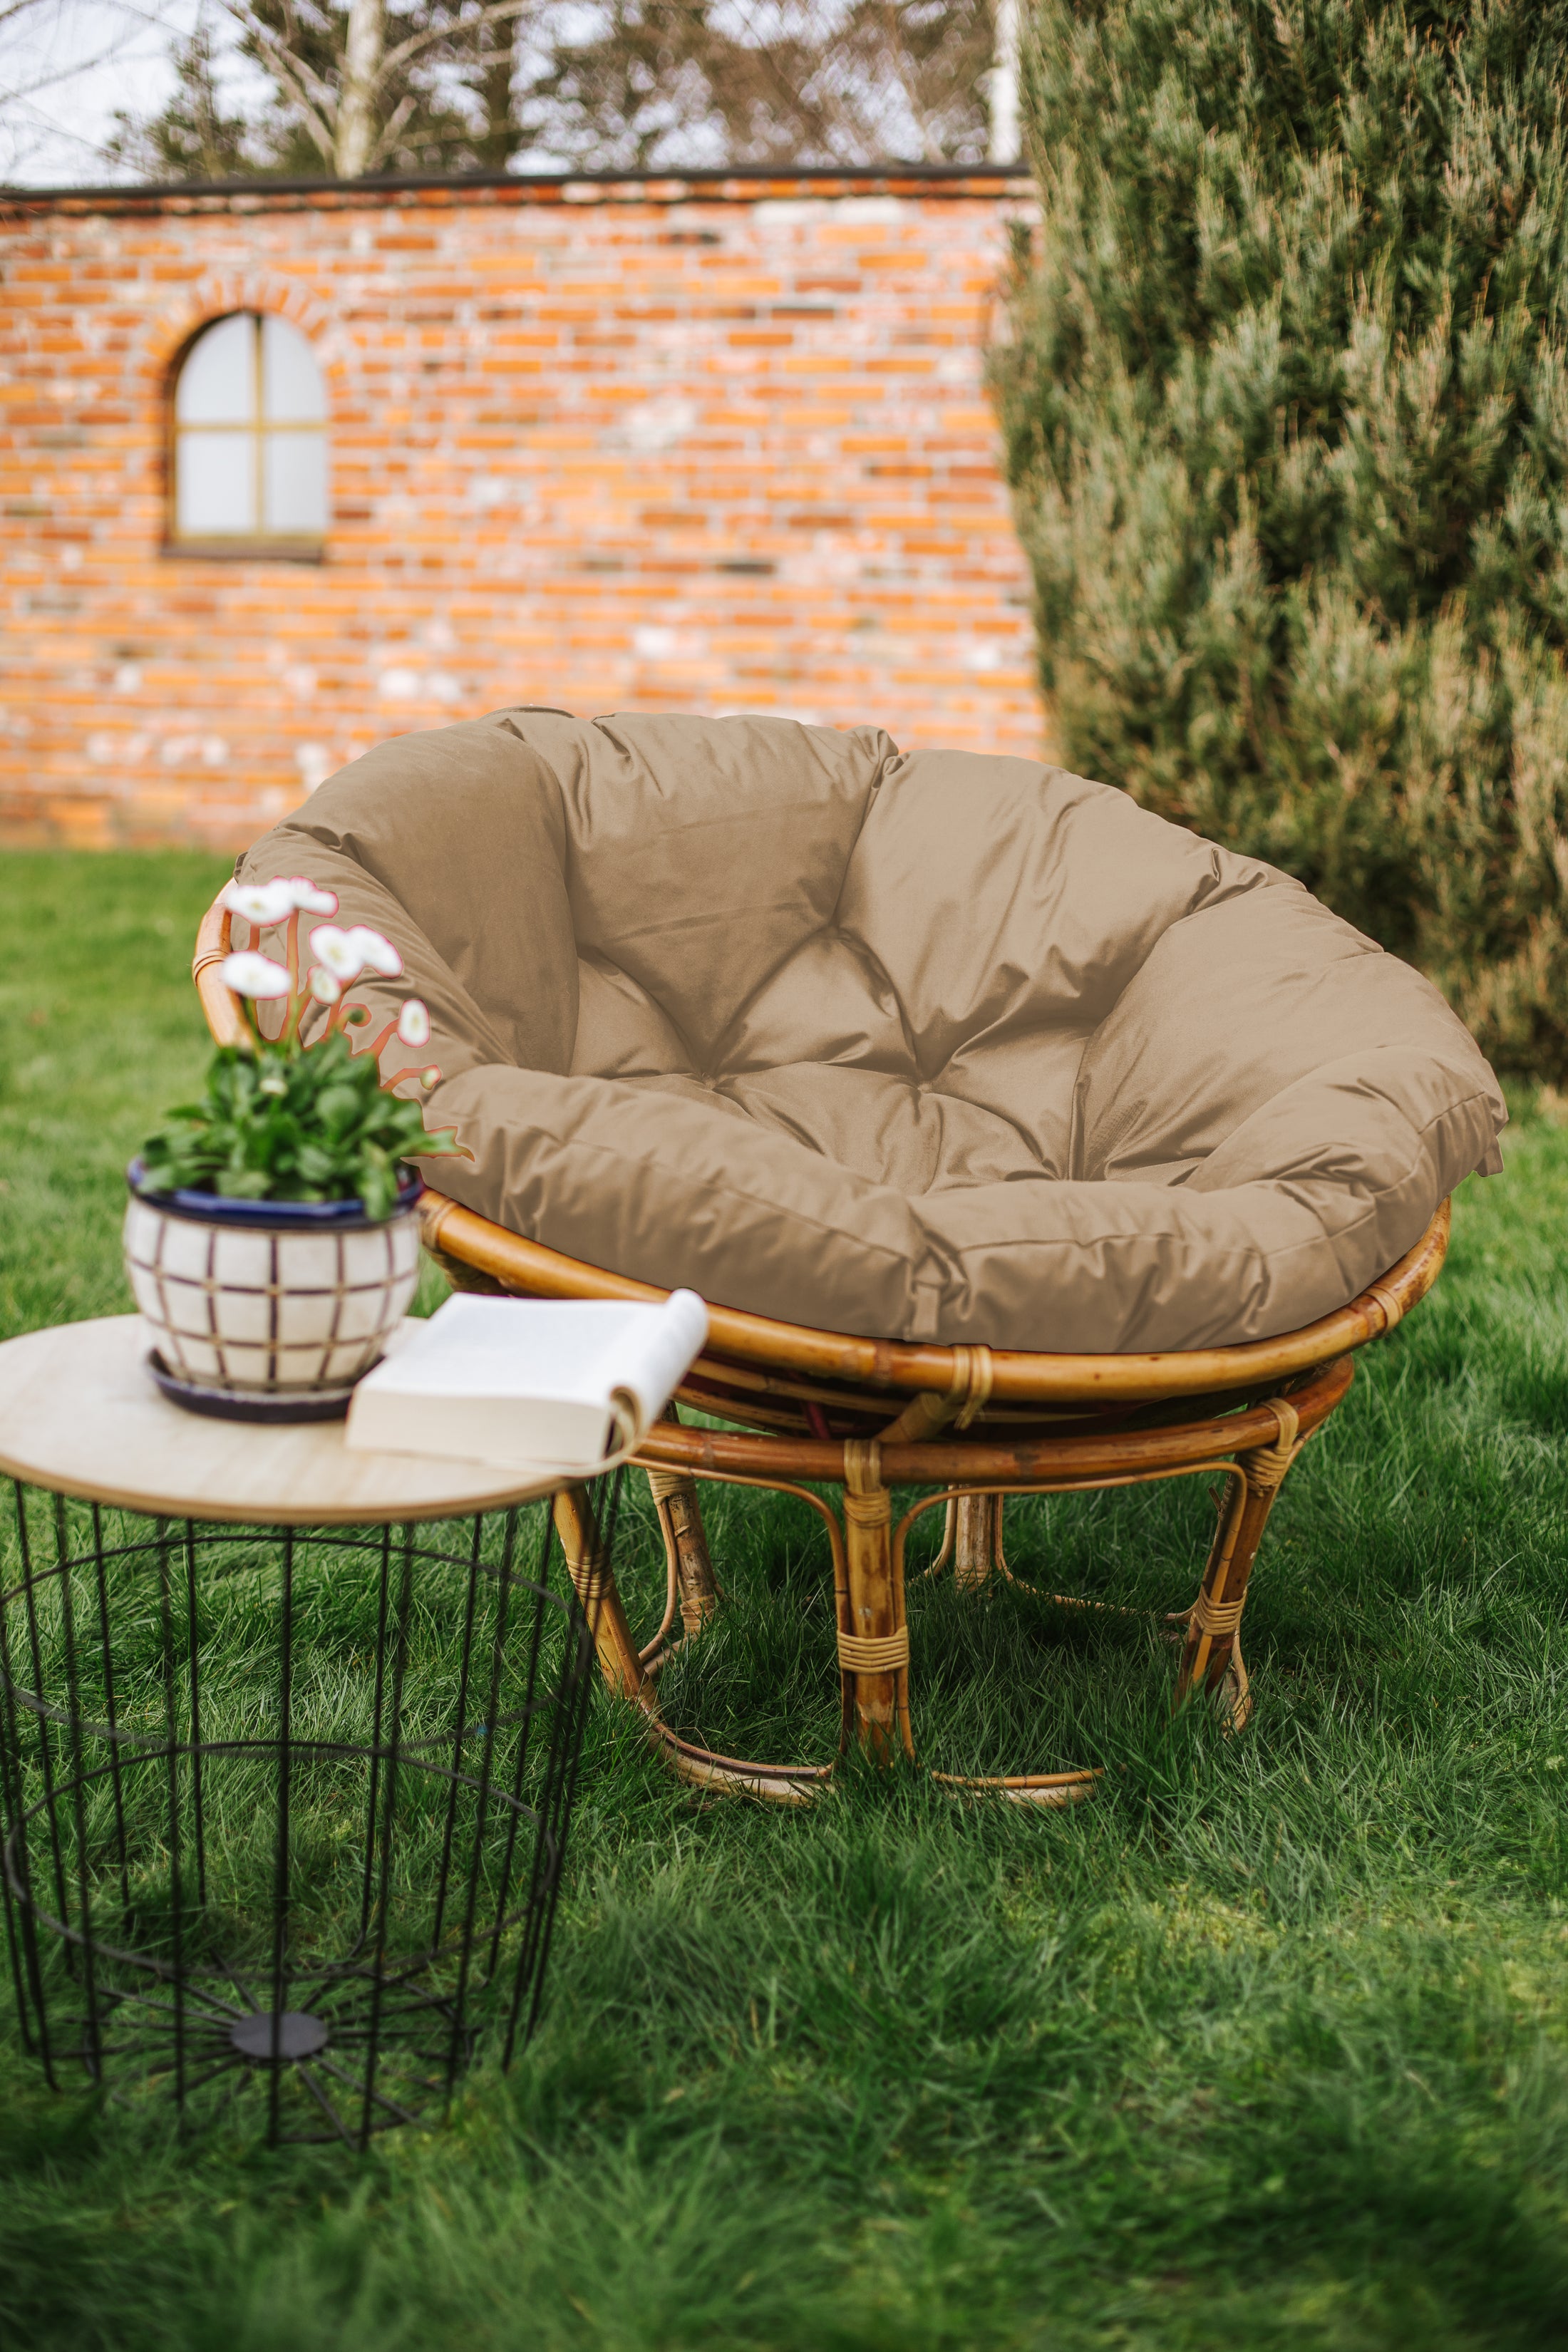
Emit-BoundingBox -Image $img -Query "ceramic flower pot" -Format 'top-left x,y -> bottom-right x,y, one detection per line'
123,1160 -> 423,1420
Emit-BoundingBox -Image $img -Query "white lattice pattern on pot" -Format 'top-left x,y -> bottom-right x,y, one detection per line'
124,1198 -> 421,1392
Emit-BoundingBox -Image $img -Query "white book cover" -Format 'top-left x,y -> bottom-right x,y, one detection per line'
344,1289 -> 709,1472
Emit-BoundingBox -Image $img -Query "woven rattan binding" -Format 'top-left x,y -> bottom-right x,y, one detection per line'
1245,1397 -> 1301,1492
1366,1281 -> 1404,1334
1187,1589 -> 1246,1639
837,1629 -> 912,1672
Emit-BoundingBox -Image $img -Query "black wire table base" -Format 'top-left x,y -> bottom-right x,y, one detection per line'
0,1472 -> 620,2147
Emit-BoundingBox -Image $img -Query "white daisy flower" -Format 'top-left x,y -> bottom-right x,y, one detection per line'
220,878 -> 296,927
218,951 -> 292,1001
344,926 -> 403,977
307,924 -> 366,980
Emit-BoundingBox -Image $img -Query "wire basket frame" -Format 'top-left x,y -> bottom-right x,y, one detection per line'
0,1472 -> 621,2147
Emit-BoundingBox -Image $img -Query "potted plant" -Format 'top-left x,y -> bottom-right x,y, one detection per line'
125,875 -> 460,1420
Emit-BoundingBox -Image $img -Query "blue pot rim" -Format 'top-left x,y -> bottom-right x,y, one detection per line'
126,1157 -> 423,1230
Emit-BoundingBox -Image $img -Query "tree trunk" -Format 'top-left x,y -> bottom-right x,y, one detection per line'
336,0 -> 385,177
989,0 -> 1021,163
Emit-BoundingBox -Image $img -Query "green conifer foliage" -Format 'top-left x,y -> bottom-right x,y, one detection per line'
995,0 -> 1568,1076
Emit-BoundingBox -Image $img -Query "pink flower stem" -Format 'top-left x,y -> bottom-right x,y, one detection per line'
353,1019 -> 402,1065
274,909 -> 306,1048
324,992 -> 366,1039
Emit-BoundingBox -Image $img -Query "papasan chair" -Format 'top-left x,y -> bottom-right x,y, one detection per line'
197,710 -> 1505,1803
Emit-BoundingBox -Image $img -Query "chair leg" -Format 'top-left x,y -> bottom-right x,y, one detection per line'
645,1411 -> 719,1636
949,1495 -> 1011,1589
840,1443 -> 911,1763
1174,1420 -> 1300,1723
553,1487 -> 647,1701
953,1492 -> 1002,1589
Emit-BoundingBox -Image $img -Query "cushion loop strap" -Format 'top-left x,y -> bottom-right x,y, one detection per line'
837,1629 -> 910,1673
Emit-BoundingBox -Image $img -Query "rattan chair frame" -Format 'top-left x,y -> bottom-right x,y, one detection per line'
195,890 -> 1448,1805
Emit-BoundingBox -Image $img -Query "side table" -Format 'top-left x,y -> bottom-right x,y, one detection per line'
0,1315 -> 624,2150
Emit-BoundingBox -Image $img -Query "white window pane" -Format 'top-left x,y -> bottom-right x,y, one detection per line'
176,314 -> 255,425
262,316 -> 326,423
177,430 -> 256,535
263,431 -> 327,534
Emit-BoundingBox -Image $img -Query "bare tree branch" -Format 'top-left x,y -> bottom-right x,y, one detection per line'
238,32 -> 337,158
374,0 -> 532,91
217,0 -> 339,116
91,0 -> 996,186
363,78 -> 413,165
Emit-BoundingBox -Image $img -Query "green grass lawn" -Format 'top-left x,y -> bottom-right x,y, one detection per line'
3,848 -> 1568,2351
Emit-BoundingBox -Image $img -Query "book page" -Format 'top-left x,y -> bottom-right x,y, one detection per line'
591,1289 -> 709,1443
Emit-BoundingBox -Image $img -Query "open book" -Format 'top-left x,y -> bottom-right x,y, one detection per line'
345,1290 -> 709,1472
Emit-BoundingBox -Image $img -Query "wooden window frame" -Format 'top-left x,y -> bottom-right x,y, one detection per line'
165,311 -> 327,562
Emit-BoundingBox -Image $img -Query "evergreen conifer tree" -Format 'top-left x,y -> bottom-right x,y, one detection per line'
103,16 -> 258,180
996,1 -> 1568,1076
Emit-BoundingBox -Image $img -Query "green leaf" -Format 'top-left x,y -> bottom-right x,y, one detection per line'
294,1142 -> 339,1184
314,1084 -> 365,1138
214,1166 -> 274,1199
139,1027 -> 456,1214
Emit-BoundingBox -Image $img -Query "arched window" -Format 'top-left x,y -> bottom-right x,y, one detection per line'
171,313 -> 327,552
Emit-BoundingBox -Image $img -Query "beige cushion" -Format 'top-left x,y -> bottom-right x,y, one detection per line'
239,710 -> 1505,1351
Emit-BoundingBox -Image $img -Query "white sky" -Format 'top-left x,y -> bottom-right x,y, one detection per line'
0,0 -> 643,184
0,0 -> 210,182
0,0 -> 974,185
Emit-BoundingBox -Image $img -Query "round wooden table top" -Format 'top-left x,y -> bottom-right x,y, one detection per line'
0,1316 -> 602,1525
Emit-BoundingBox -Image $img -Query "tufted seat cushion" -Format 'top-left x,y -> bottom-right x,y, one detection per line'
238,709 -> 1505,1352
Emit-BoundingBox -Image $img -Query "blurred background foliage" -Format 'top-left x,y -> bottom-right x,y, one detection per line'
96,0 -> 1001,182
996,0 -> 1568,1080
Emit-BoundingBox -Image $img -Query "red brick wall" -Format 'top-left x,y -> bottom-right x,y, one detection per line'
0,170 -> 1043,847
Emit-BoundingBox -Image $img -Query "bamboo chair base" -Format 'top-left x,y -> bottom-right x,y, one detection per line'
562,1420 -> 1287,1807
433,1196 -> 1445,1807
194,887 -> 1452,1805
